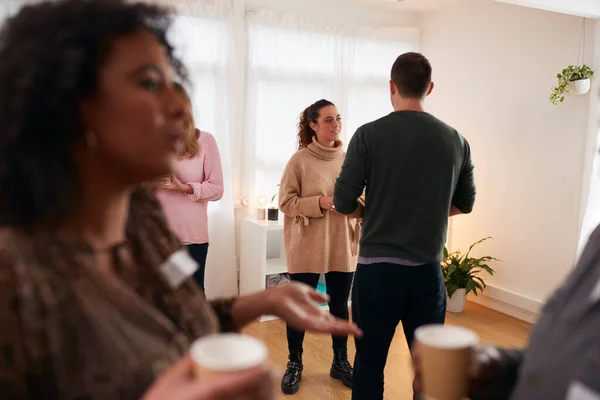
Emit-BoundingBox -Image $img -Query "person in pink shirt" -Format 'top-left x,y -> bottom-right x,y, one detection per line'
155,83 -> 224,294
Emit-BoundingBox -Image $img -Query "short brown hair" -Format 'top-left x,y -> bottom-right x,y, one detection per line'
390,52 -> 432,99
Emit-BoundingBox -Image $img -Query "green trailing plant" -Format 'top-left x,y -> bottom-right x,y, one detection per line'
550,64 -> 594,105
442,237 -> 499,298
270,184 -> 280,208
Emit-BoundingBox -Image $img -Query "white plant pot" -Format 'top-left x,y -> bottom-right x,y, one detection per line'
570,78 -> 591,95
447,288 -> 467,313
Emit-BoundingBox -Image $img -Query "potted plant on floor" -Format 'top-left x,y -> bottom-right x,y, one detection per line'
442,237 -> 498,313
268,184 -> 280,221
550,64 -> 594,105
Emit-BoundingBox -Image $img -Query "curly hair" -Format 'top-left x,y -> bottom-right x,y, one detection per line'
0,0 -> 187,231
297,99 -> 334,150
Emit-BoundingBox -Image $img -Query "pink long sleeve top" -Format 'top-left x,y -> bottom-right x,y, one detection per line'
156,131 -> 224,245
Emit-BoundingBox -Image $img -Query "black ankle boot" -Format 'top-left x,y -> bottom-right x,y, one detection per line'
281,350 -> 303,395
330,347 -> 353,388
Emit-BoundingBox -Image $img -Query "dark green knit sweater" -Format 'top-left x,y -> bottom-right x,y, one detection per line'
333,110 -> 476,263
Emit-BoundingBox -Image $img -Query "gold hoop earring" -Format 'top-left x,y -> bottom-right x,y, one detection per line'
85,129 -> 97,151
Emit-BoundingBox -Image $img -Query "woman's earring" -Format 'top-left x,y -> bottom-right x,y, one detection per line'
85,129 -> 97,151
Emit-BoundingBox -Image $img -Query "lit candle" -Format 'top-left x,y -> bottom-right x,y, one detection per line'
256,195 -> 268,220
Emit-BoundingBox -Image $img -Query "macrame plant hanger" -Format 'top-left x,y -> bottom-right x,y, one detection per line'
577,17 -> 586,68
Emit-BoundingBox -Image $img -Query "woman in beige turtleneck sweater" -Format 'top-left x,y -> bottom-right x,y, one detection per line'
278,99 -> 363,395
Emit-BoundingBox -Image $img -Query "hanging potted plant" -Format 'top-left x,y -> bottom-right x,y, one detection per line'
442,237 -> 498,313
268,184 -> 280,221
550,64 -> 594,105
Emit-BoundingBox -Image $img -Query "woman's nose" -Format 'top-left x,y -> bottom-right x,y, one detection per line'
166,86 -> 187,119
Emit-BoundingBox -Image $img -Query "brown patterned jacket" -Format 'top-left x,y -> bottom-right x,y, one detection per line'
0,188 -> 236,399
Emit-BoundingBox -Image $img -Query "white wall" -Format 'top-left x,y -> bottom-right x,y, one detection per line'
421,1 -> 598,322
495,0 -> 600,18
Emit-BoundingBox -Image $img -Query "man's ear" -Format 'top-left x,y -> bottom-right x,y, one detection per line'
389,80 -> 397,96
426,81 -> 434,97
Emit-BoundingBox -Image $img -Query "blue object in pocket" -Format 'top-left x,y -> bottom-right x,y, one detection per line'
316,282 -> 328,307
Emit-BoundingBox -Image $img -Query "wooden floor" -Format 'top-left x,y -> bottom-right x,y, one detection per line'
243,302 -> 532,400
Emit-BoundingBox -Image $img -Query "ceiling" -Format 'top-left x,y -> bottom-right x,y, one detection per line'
352,0 -> 600,17
359,0 -> 485,12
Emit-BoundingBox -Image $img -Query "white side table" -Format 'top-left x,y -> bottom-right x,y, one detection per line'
240,217 -> 288,322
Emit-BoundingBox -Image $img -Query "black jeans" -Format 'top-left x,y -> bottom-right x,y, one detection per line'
186,243 -> 208,294
287,271 -> 354,352
351,262 -> 446,400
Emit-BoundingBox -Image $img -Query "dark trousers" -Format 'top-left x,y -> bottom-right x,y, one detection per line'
351,262 -> 446,400
287,271 -> 354,352
186,243 -> 208,294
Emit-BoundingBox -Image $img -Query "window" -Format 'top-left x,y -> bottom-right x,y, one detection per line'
169,15 -> 233,215
244,11 -> 418,198
578,130 -> 600,256
170,15 -> 230,139
245,17 -> 343,199
345,36 -> 417,142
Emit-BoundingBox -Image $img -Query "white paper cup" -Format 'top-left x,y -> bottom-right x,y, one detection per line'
189,333 -> 268,379
415,324 -> 479,400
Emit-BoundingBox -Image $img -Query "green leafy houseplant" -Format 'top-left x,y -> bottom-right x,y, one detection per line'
442,237 -> 498,299
270,184 -> 280,208
550,64 -> 594,105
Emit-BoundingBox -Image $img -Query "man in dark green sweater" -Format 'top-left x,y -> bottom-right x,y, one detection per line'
333,52 -> 476,400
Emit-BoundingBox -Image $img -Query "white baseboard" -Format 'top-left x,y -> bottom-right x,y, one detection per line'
467,285 -> 544,324
258,288 -> 543,325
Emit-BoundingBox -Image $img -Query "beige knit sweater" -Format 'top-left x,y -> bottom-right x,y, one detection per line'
279,137 -> 362,275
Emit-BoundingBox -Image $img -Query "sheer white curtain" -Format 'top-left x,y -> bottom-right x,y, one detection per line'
344,32 -> 418,145
244,10 -> 342,204
168,2 -> 239,299
242,9 -> 419,204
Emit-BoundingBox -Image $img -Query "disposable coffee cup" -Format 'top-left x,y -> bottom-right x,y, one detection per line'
189,333 -> 268,379
414,324 -> 479,400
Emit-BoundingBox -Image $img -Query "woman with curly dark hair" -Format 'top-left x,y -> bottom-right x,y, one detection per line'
278,99 -> 364,395
0,1 -> 361,399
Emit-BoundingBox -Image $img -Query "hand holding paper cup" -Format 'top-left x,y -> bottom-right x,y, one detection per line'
190,333 -> 269,379
141,353 -> 276,400
414,324 -> 479,400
